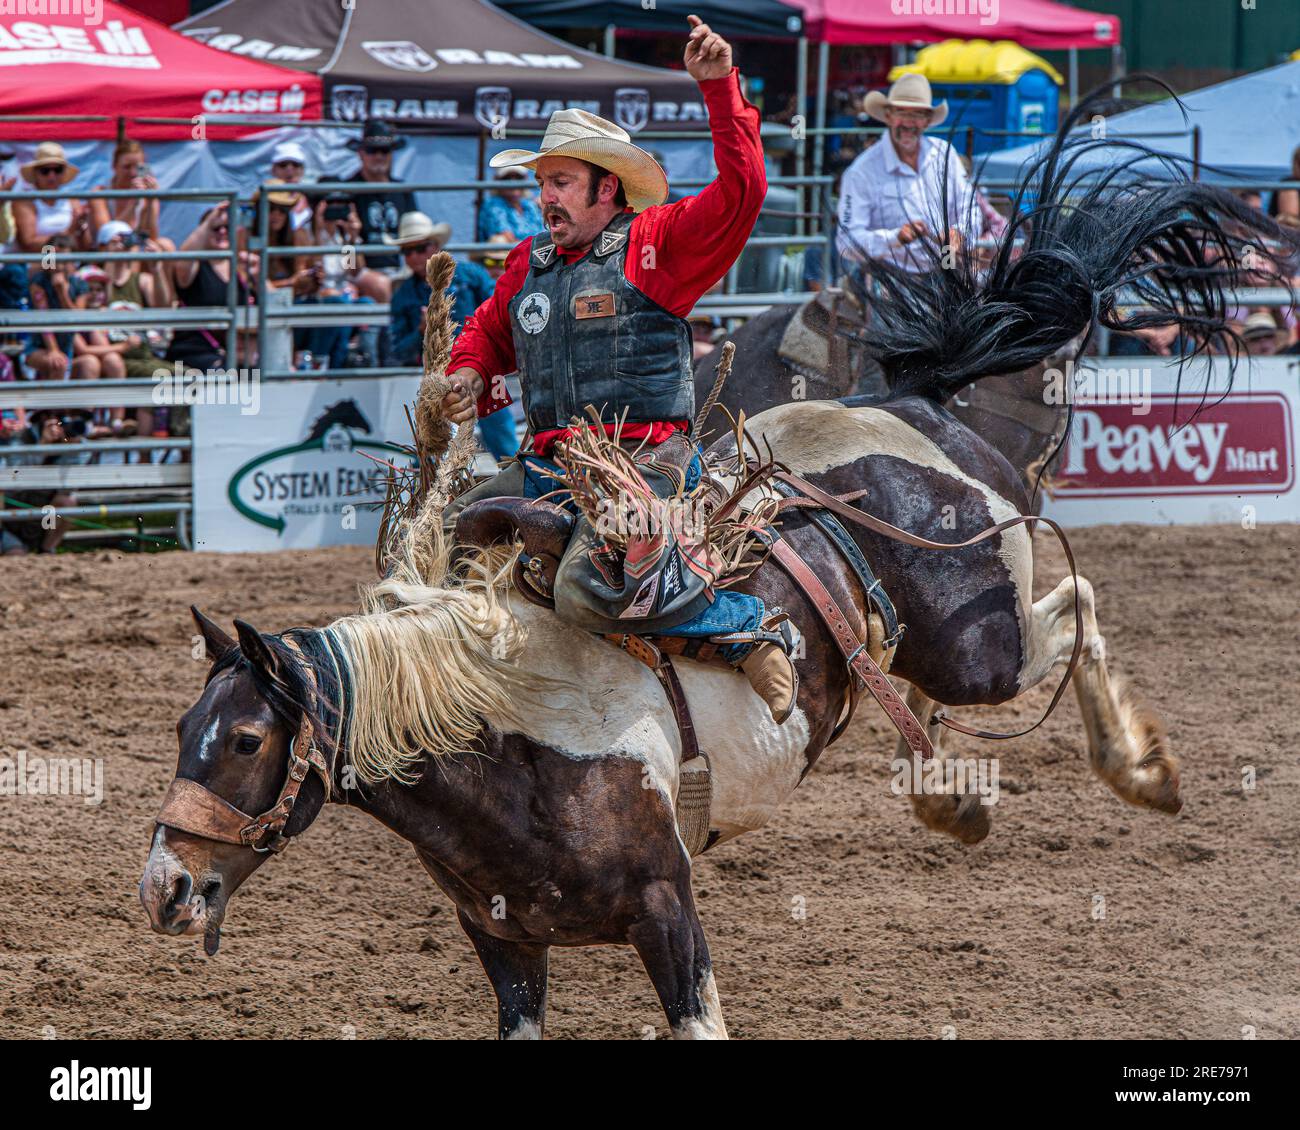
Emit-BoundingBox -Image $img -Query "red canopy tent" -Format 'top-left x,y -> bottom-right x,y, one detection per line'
792,0 -> 1120,48
0,1 -> 322,140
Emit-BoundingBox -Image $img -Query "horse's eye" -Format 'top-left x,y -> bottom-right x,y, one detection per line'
234,734 -> 262,756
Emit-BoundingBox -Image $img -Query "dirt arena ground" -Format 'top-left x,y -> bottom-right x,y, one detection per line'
1,523 -> 1296,1040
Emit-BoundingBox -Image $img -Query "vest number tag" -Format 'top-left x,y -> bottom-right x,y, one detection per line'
573,292 -> 616,320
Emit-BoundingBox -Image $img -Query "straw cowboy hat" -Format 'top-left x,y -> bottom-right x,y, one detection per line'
20,141 -> 79,186
251,178 -> 303,208
383,210 -> 452,247
489,109 -> 668,213
864,74 -> 948,128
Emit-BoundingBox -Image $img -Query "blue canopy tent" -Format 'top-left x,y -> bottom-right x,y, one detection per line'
979,60 -> 1300,189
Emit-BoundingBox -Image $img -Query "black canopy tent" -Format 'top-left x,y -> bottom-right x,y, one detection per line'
177,0 -> 706,135
492,0 -> 804,40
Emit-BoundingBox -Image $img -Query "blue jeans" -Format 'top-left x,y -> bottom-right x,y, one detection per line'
305,294 -> 377,369
520,447 -> 765,660
478,409 -> 519,461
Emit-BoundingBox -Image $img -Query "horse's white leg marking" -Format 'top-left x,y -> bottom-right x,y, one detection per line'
896,684 -> 992,844
1019,575 -> 1181,814
672,970 -> 729,1041
503,1018 -> 543,1041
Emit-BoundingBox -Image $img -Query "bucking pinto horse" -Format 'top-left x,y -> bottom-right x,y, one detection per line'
141,91 -> 1295,1038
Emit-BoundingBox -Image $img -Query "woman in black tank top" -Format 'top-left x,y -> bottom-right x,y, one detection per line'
166,203 -> 251,371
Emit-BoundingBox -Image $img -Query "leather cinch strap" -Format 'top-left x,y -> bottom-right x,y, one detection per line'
764,532 -> 935,760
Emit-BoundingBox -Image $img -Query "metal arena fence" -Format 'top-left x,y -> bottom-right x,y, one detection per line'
1,171 -> 1295,549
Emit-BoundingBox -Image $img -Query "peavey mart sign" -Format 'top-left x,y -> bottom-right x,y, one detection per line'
192,377 -> 420,552
1043,357 -> 1299,526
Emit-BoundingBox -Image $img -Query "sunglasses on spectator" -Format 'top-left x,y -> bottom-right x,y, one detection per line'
35,165 -> 64,176
361,145 -> 390,156
403,240 -> 437,255
272,159 -> 303,168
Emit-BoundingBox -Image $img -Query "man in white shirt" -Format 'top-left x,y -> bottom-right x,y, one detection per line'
836,74 -> 979,273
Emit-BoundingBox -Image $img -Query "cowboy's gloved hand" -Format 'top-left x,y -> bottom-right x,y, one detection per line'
442,367 -> 483,426
684,15 -> 731,82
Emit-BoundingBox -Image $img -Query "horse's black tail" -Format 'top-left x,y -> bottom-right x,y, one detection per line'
845,77 -> 1300,403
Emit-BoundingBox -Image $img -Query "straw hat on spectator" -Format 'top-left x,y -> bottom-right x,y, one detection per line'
251,178 -> 303,208
489,109 -> 668,212
472,232 -> 516,268
863,74 -> 948,127
20,142 -> 79,185
1240,311 -> 1285,346
383,211 -> 451,247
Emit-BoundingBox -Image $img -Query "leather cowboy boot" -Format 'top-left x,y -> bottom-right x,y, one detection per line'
741,642 -> 799,724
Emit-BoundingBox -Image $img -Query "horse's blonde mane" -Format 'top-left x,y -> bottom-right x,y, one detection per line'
328,523 -> 563,787
323,250 -> 564,787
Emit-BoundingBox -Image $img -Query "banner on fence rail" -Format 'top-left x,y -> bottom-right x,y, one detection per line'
1042,355 -> 1300,526
192,376 -> 420,552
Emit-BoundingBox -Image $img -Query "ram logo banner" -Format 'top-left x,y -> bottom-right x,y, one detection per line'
363,39 -> 437,72
1057,393 -> 1293,497
475,85 -> 511,130
193,378 -> 421,551
331,83 -> 370,122
613,87 -> 650,133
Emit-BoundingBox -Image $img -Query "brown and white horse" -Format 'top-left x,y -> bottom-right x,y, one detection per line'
140,87 -> 1295,1038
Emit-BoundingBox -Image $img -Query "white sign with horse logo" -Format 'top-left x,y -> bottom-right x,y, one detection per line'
192,376 -> 421,552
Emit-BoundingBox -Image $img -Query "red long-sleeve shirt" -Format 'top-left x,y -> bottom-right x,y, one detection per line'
449,67 -> 765,456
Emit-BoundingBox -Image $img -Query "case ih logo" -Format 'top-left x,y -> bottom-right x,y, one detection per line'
1058,393 -> 1293,497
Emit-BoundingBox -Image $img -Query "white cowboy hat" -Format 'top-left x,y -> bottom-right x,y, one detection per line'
20,141 -> 79,186
863,74 -> 949,128
383,210 -> 452,247
489,109 -> 668,213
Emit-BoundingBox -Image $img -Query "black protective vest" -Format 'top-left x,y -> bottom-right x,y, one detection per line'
509,212 -> 694,434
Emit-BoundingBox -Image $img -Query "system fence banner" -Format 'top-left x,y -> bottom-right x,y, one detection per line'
1042,355 -> 1299,526
191,376 -> 421,552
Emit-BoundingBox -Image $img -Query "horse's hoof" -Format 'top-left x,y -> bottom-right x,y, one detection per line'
911,792 -> 992,845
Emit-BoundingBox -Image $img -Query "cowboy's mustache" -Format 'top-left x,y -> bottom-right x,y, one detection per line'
545,206 -> 572,224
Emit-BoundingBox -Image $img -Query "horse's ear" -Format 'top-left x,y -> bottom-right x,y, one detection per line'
191,606 -> 234,661
233,619 -> 278,677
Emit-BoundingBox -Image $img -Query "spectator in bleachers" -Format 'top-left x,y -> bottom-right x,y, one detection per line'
343,119 -> 415,295
1238,311 -> 1287,356
68,265 -> 137,437
473,233 -> 515,282
88,138 -> 174,253
388,211 -> 493,366
0,409 -> 81,554
251,182 -> 314,293
300,194 -> 380,369
1268,145 -> 1300,226
0,147 -> 26,309
11,143 -> 92,254
267,141 -> 315,233
24,234 -> 87,380
99,220 -> 173,310
476,167 -> 544,242
166,202 -> 251,374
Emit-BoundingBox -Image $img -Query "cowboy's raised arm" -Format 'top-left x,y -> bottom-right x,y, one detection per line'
629,17 -> 765,299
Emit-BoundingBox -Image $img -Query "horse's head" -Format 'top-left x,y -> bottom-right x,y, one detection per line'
139,608 -> 334,956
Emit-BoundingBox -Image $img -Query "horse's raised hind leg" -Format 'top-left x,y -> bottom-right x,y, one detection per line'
897,685 -> 993,844
1020,574 -> 1181,814
458,911 -> 550,1040
628,877 -> 728,1040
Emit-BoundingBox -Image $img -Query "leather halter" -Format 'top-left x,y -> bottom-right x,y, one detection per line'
154,637 -> 332,855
